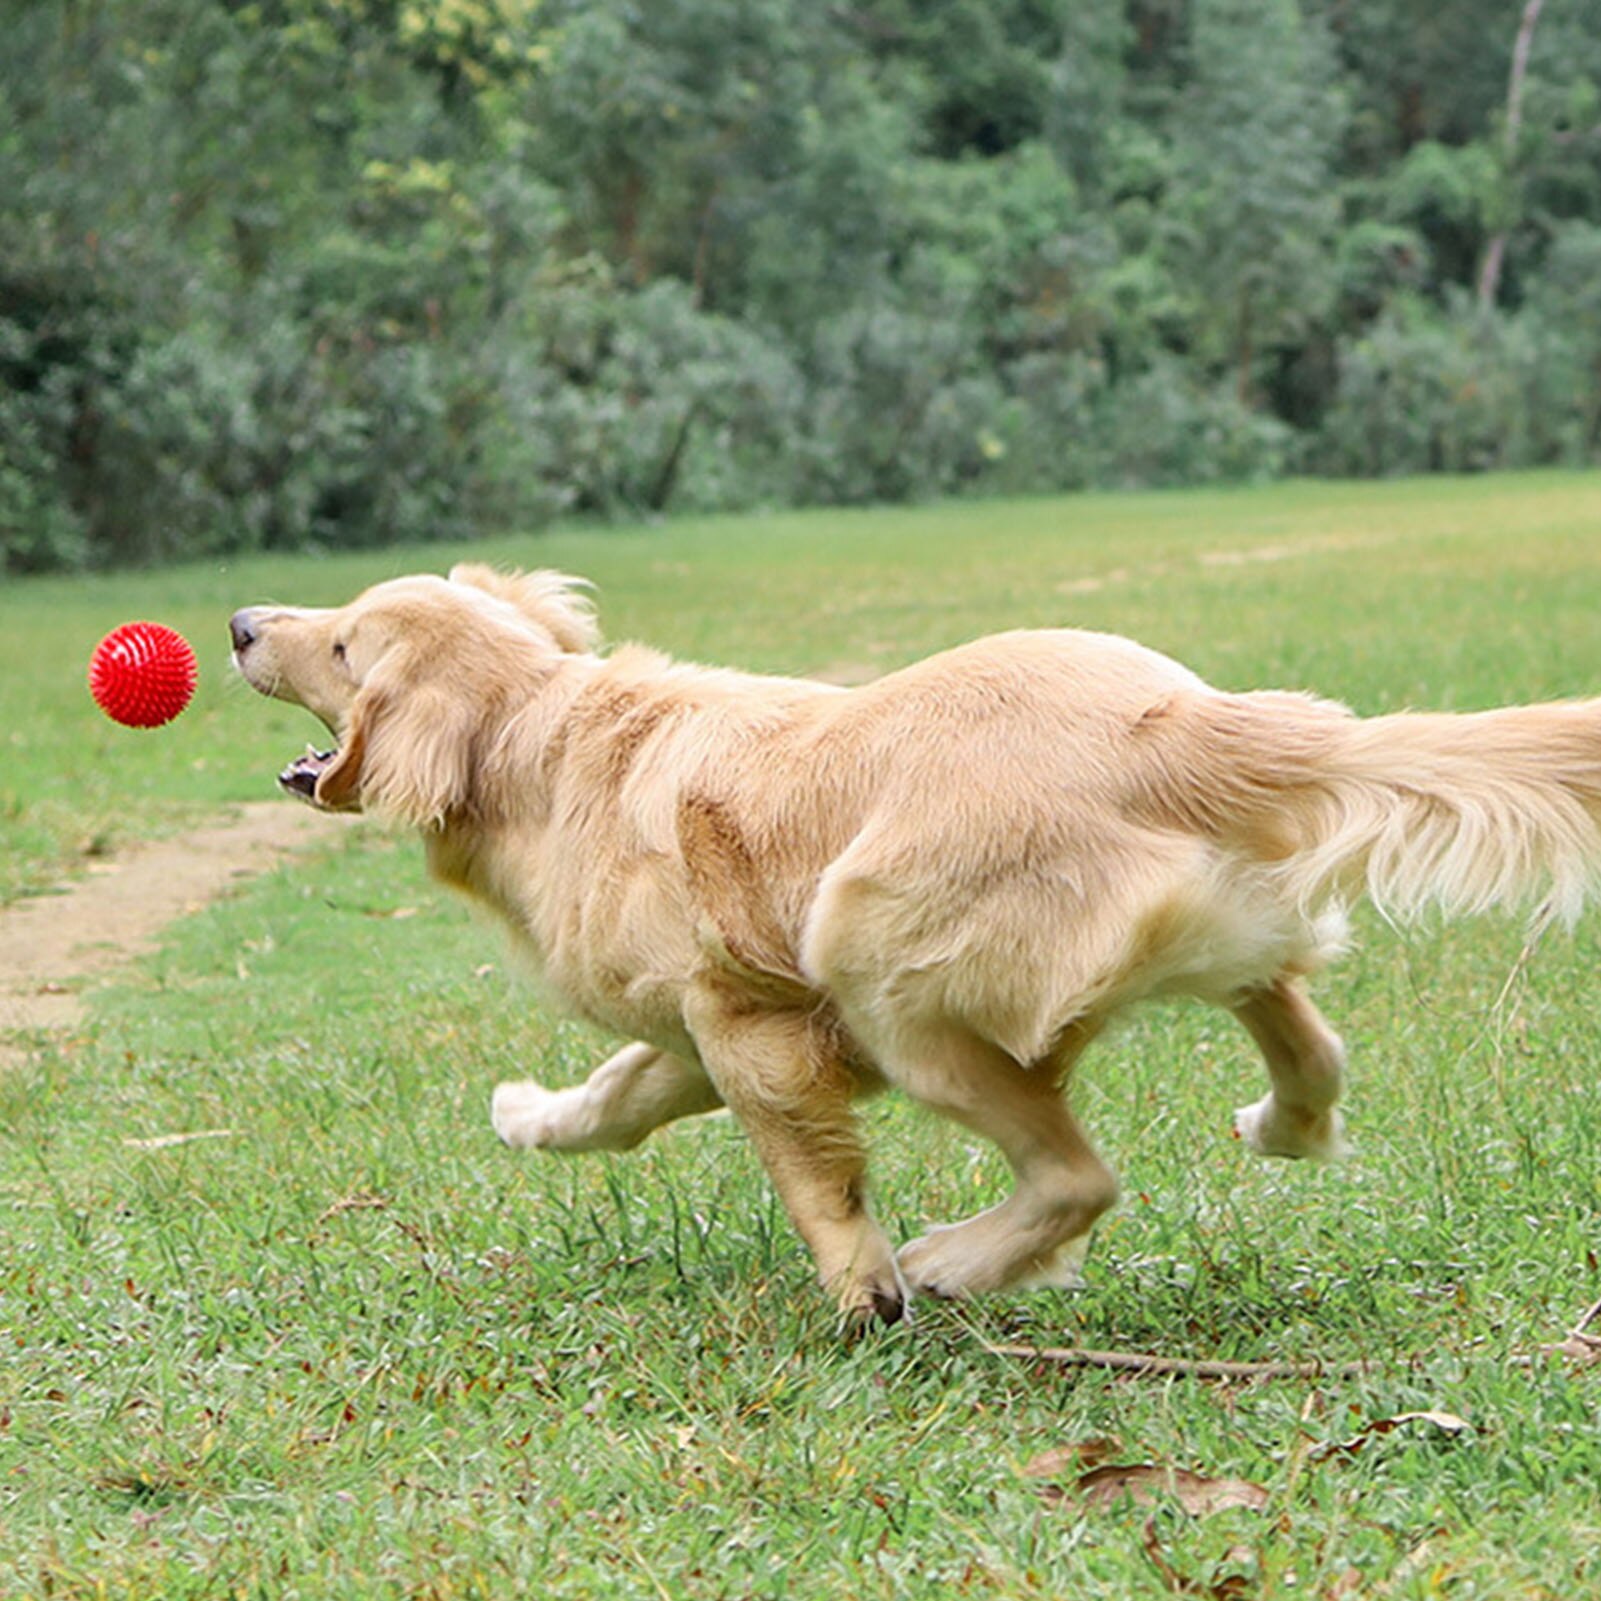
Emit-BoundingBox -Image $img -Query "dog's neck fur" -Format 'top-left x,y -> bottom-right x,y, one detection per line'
423,651 -> 601,890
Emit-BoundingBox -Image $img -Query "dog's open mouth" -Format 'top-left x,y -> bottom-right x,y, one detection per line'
279,746 -> 337,803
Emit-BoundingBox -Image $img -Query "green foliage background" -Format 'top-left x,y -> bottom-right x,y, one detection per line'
6,0 -> 1601,572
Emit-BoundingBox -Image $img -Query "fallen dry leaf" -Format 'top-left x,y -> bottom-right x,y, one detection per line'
1021,1437 -> 1122,1479
122,1129 -> 236,1151
1322,1566 -> 1368,1599
1040,1461 -> 1269,1516
1545,1333 -> 1601,1369
1310,1410 -> 1471,1462
1391,1535 -> 1444,1586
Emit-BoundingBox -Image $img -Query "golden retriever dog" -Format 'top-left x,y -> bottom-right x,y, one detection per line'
231,566 -> 1601,1324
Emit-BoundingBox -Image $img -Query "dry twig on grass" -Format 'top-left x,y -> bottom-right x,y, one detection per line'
985,1291 -> 1601,1380
981,1341 -> 1379,1381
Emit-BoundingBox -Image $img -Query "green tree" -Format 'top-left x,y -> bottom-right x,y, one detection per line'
1171,0 -> 1345,406
7,0 -> 1601,573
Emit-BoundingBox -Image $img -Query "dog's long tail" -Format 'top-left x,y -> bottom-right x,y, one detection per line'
1174,692 -> 1601,925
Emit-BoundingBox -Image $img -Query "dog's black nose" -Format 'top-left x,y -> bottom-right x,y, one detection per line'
229,610 -> 258,654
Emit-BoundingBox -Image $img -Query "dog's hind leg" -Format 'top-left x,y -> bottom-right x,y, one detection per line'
889,1022 -> 1119,1299
492,1042 -> 724,1153
684,981 -> 904,1326
1231,977 -> 1350,1160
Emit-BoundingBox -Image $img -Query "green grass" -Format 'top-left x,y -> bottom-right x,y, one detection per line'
4,472 -> 1601,1598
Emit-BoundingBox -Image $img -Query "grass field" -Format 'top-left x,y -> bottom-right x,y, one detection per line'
4,472 -> 1601,1598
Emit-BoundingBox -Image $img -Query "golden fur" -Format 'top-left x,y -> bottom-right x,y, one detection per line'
232,565 -> 1601,1323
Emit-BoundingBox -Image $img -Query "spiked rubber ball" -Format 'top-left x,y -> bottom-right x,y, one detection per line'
89,622 -> 198,729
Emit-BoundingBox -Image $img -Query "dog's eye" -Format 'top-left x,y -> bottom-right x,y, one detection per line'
332,642 -> 347,661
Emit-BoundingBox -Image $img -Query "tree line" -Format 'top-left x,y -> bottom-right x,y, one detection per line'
4,0 -> 1601,572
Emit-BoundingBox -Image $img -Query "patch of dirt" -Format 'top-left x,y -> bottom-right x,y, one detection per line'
0,802 -> 350,1063
1054,532 -> 1393,599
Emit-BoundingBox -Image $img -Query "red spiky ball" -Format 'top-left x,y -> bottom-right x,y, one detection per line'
89,622 -> 198,729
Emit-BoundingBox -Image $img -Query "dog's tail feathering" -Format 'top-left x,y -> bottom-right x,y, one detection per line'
1182,692 -> 1601,927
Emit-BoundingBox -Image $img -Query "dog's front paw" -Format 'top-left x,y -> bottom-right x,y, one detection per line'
831,1257 -> 908,1330
897,1227 -> 1002,1299
898,1224 -> 1091,1298
491,1080 -> 561,1149
1232,1094 -> 1350,1161
1014,1229 -> 1093,1291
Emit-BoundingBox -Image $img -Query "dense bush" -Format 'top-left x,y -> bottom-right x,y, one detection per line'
485,273 -> 803,522
1315,296 -> 1544,477
4,0 -> 1601,571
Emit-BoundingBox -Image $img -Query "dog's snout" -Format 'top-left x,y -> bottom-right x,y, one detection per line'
230,609 -> 259,654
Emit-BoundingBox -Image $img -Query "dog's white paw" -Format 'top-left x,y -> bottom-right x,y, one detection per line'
897,1226 -> 995,1298
1232,1094 -> 1350,1161
1014,1230 -> 1092,1291
491,1080 -> 563,1149
898,1223 -> 1091,1298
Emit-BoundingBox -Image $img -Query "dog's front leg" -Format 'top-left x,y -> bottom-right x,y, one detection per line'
492,1042 -> 723,1152
685,980 -> 904,1327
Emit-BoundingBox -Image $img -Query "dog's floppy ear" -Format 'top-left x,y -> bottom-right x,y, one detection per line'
313,674 -> 477,829
449,564 -> 599,654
